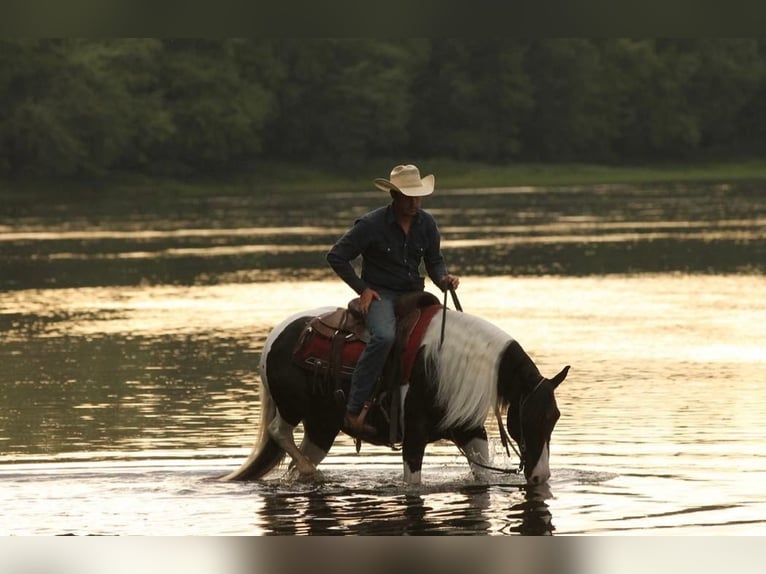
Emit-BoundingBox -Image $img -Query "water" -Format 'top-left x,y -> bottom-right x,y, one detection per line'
1,182 -> 765,535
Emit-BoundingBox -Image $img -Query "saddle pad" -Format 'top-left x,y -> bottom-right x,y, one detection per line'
400,304 -> 443,383
293,303 -> 443,383
294,329 -> 366,375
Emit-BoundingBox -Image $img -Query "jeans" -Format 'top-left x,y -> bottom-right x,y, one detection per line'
346,290 -> 398,414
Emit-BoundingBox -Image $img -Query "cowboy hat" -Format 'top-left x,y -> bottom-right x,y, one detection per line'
374,164 -> 435,197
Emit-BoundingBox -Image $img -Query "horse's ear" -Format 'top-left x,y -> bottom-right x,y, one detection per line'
551,366 -> 570,388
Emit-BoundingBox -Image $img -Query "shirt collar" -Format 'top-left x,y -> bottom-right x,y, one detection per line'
386,202 -> 421,226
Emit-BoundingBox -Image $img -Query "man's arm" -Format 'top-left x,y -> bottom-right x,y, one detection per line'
423,219 -> 454,290
326,221 -> 369,295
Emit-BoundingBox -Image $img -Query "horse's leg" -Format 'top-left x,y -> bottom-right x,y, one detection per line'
452,426 -> 491,480
296,436 -> 328,468
402,388 -> 428,485
294,411 -> 341,469
268,409 -> 316,476
402,433 -> 427,485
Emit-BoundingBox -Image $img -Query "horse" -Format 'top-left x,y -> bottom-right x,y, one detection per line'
223,301 -> 569,486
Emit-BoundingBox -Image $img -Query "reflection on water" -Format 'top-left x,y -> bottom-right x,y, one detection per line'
0,457 -> 556,535
256,482 -> 553,536
1,183 -> 764,289
1,275 -> 764,534
1,182 -> 765,534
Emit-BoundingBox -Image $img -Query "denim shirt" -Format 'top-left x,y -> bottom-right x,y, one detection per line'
326,203 -> 448,295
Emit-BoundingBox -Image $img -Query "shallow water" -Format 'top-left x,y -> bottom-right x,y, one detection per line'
1,183 -> 765,534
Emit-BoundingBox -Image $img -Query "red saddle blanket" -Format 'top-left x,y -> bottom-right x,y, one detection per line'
293,303 -> 443,385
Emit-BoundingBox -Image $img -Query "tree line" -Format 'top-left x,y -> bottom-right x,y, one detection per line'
2,38 -> 765,178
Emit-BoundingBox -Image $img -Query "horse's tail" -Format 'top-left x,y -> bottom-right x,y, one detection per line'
221,379 -> 286,481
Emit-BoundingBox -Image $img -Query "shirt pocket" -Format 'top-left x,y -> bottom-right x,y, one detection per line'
369,238 -> 395,261
406,237 -> 426,262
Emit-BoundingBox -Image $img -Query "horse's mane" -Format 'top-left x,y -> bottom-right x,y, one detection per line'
421,310 -> 513,430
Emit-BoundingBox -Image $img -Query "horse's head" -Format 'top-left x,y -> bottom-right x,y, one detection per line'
507,365 -> 569,485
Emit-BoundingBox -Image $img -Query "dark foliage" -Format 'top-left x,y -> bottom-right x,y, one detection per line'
1,39 -> 764,177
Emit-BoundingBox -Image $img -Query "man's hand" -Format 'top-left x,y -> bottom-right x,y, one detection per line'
440,274 -> 460,291
359,288 -> 381,315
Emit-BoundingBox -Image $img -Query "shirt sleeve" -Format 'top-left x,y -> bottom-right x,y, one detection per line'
326,219 -> 371,295
423,218 -> 449,289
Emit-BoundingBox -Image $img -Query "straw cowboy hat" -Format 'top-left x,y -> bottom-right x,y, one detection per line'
374,164 -> 435,197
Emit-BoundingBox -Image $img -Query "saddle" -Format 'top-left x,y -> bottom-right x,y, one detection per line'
292,291 -> 442,391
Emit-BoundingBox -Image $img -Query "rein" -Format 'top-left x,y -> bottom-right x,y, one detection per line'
516,376 -> 546,463
438,286 -> 544,476
454,442 -> 522,475
439,286 -> 463,348
452,375 -> 547,477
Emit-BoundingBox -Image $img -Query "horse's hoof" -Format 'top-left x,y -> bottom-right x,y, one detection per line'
297,462 -> 317,476
296,470 -> 320,483
403,470 -> 422,485
285,464 -> 318,482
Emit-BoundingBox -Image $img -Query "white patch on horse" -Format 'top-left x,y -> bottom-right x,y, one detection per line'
403,467 -> 421,485
268,409 -> 316,475
399,383 -> 409,435
298,436 -> 328,467
421,310 -> 513,430
259,306 -> 336,391
462,436 -> 491,479
528,442 -> 551,484
267,411 -> 295,443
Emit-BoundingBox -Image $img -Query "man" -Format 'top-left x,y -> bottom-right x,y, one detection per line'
326,164 -> 460,435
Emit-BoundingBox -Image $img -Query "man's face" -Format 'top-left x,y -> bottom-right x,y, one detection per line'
391,191 -> 422,217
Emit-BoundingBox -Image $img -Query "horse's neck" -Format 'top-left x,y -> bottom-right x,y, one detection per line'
497,340 -> 541,405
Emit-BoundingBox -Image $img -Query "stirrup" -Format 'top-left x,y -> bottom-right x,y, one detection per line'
343,402 -> 375,437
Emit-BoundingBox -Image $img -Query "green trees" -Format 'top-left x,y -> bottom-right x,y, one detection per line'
1,38 -> 765,179
0,40 -> 86,176
155,39 -> 278,173
523,39 -> 618,160
0,39 -> 171,176
409,39 -> 533,161
684,39 -> 765,150
264,39 -> 426,164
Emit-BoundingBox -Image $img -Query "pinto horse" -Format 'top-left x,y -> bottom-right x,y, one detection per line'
224,303 -> 569,485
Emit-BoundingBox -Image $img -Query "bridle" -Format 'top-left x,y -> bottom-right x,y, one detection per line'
515,376 -> 547,463
454,375 -> 547,476
440,288 -> 548,476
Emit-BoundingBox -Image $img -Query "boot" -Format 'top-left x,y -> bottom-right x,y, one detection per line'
344,402 -> 376,437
